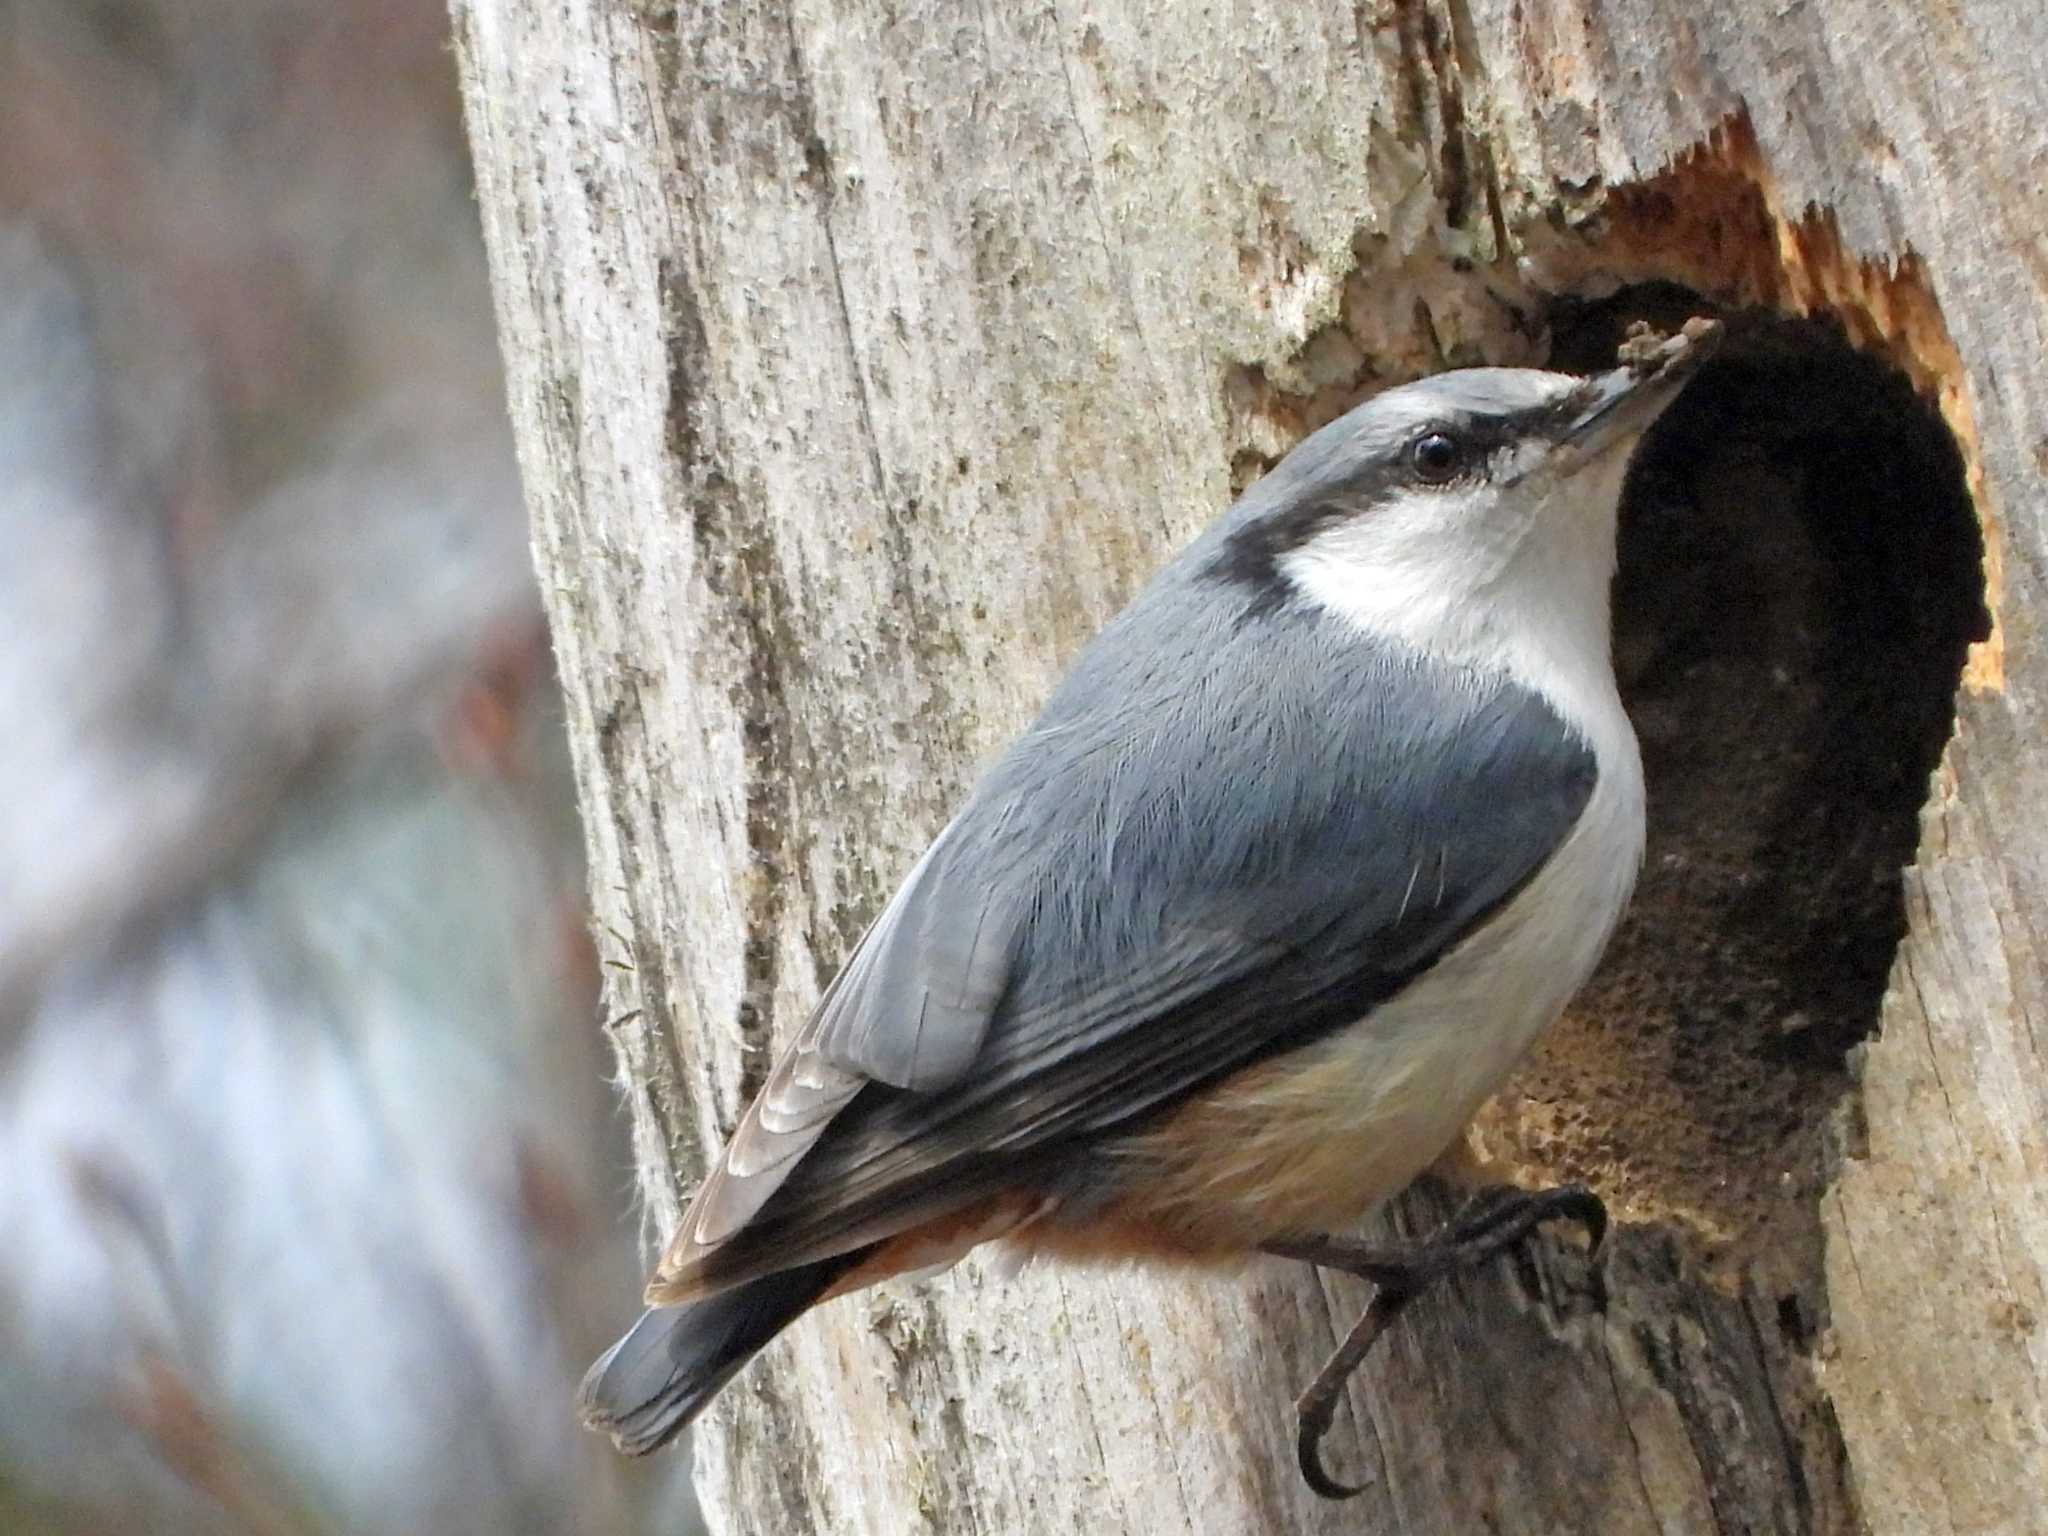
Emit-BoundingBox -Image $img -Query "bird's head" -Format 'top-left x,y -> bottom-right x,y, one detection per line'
1210,320 -> 1719,684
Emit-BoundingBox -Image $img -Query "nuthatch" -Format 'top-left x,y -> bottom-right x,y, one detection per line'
581,319 -> 1721,1496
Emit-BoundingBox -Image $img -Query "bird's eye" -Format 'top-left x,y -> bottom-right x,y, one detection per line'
1409,431 -> 1464,483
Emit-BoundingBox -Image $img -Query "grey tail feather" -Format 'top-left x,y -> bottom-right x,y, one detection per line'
577,1257 -> 851,1456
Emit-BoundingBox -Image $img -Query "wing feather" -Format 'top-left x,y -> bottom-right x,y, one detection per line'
662,819 -> 1019,1269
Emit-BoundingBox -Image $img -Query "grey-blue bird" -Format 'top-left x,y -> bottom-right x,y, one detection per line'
580,319 -> 1720,1496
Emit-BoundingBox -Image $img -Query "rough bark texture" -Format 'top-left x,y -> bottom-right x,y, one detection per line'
452,3 -> 2048,1532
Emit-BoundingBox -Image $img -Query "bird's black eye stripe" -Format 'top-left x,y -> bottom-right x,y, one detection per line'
1408,429 -> 1464,484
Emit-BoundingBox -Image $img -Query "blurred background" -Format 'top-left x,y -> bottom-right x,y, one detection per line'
0,2 -> 694,1530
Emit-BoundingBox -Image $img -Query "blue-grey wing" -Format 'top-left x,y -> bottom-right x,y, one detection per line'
657,593 -> 1596,1297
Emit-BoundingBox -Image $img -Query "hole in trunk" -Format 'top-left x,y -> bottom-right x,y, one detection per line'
1498,284 -> 1990,1264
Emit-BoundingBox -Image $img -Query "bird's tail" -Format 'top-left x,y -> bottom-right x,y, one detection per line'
577,1259 -> 844,1455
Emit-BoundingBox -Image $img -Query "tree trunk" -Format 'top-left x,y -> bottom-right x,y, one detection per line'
451,3 -> 2048,1532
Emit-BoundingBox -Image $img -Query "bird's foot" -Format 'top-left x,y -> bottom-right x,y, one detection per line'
1261,1182 -> 1607,1500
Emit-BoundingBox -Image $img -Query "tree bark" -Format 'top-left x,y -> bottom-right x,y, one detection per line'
452,3 -> 2048,1532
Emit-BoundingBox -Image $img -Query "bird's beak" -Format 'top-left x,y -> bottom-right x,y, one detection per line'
1554,316 -> 1724,462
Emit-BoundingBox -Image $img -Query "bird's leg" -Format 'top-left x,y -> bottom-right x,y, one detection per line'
1262,1182 -> 1607,1500
1266,1182 -> 1602,1282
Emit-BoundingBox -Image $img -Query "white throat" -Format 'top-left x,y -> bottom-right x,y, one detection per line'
1276,452 -> 1634,764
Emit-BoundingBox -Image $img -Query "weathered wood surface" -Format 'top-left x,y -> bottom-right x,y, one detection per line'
453,2 -> 2048,1531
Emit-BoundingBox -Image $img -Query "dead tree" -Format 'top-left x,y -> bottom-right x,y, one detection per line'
453,3 -> 2048,1531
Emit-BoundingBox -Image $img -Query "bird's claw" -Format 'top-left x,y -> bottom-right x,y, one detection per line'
1274,1182 -> 1609,1501
1297,1392 -> 1370,1500
1293,1283 -> 1415,1499
1443,1181 -> 1606,1264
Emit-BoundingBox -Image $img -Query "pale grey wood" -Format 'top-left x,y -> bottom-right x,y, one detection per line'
452,1 -> 2048,1531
